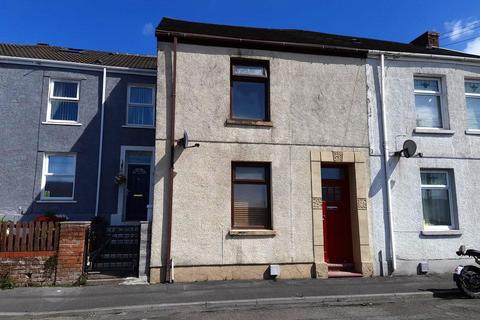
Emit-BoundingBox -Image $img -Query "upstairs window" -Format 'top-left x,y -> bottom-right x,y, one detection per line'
465,81 -> 480,129
127,85 -> 155,126
420,170 -> 456,230
231,60 -> 269,121
48,80 -> 80,122
414,78 -> 444,128
232,162 -> 271,229
41,153 -> 76,200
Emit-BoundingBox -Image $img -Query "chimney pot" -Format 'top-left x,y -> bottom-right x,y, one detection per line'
410,31 -> 439,48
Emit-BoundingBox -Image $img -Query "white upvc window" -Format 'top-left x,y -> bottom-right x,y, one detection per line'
127,85 -> 155,127
465,81 -> 480,129
47,80 -> 80,123
41,153 -> 76,200
420,169 -> 456,230
414,77 -> 445,129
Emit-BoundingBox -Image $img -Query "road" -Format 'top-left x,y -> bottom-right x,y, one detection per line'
6,294 -> 480,320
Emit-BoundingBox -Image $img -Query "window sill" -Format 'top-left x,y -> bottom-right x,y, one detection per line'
36,200 -> 77,204
225,119 -> 273,127
421,229 -> 462,236
414,128 -> 454,135
42,121 -> 82,126
465,129 -> 480,135
229,229 -> 276,236
122,125 -> 155,129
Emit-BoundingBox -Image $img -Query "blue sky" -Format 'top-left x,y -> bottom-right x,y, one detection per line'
1,0 -> 480,56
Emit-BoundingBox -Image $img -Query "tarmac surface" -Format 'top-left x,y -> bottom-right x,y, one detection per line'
0,274 -> 469,319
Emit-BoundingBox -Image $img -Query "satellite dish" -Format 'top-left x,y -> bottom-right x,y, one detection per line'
179,130 -> 200,149
181,130 -> 189,148
402,140 -> 417,158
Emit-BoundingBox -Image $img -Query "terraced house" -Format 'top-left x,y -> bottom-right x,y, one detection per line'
0,44 -> 156,277
2,18 -> 480,284
366,33 -> 480,275
150,18 -> 480,283
151,18 -> 374,283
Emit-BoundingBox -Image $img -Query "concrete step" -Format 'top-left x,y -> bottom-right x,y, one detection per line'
327,263 -> 354,271
328,270 -> 363,278
86,271 -> 136,285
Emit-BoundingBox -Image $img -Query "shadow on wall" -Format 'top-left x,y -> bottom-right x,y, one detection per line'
368,61 -> 401,273
17,72 -> 103,222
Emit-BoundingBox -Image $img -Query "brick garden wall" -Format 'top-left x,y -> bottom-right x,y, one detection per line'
0,252 -> 56,286
55,222 -> 89,285
0,222 -> 90,287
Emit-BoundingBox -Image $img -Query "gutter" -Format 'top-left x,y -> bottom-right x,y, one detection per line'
0,55 -> 156,76
165,36 -> 178,283
94,67 -> 107,217
368,50 -> 480,64
379,54 -> 396,273
156,30 -> 368,58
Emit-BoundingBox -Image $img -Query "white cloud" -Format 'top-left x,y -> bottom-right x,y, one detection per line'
465,37 -> 480,55
142,22 -> 154,37
444,19 -> 479,41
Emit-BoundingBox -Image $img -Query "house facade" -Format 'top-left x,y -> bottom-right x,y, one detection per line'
0,44 -> 156,223
367,44 -> 480,275
0,44 -> 156,276
150,18 -> 480,283
2,19 -> 480,283
150,18 -> 377,283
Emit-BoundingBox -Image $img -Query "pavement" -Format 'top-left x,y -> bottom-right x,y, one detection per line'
0,274 -> 462,318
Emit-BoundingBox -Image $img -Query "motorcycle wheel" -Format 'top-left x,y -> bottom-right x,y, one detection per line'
456,269 -> 480,299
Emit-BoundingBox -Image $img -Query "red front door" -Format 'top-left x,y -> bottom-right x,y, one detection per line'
321,165 -> 353,264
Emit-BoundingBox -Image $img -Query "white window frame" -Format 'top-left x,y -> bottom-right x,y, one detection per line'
414,77 -> 447,129
47,79 -> 81,124
40,153 -> 77,201
420,169 -> 456,231
465,80 -> 480,130
126,84 -> 155,128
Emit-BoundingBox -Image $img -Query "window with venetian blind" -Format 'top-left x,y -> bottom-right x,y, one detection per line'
231,162 -> 271,229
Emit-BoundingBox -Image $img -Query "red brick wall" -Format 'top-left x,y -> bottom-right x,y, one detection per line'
55,222 -> 90,285
0,252 -> 56,286
0,222 -> 90,287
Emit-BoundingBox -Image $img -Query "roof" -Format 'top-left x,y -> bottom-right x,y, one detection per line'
0,43 -> 156,70
156,17 -> 479,59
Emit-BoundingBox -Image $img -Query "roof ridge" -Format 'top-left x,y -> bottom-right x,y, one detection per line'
0,43 -> 156,70
158,17 -> 413,47
0,43 -> 155,58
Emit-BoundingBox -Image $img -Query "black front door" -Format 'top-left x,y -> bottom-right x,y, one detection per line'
125,164 -> 150,221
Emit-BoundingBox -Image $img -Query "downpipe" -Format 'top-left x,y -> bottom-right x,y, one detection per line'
380,54 -> 396,273
165,36 -> 178,283
95,67 -> 107,216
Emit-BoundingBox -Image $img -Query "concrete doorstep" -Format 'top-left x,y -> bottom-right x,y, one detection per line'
0,274 -> 460,317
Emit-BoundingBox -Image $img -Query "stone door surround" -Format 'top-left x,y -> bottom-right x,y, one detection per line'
310,150 -> 373,278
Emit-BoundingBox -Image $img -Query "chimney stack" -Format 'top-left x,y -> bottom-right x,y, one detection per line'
410,31 -> 440,48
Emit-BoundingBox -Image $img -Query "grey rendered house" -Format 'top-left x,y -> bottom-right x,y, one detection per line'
0,44 -> 156,275
366,33 -> 480,275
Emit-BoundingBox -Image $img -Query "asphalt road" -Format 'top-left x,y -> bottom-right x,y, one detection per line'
0,275 -> 456,314
7,295 -> 480,320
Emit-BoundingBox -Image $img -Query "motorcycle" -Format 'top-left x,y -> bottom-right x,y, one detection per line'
454,245 -> 480,298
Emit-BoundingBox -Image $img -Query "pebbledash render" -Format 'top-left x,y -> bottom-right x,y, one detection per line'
150,18 -> 480,282
367,49 -> 480,275
151,18 -> 371,283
